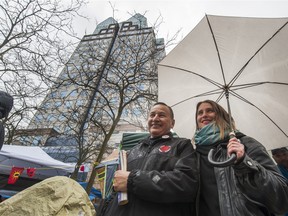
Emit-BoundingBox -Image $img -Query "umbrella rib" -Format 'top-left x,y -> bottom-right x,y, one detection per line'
215,92 -> 226,103
231,81 -> 288,91
171,89 -> 225,107
229,20 -> 288,87
158,64 -> 223,89
229,90 -> 288,138
205,14 -> 227,86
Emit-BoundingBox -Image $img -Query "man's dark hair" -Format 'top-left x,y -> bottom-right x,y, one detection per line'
152,102 -> 174,119
272,147 -> 288,155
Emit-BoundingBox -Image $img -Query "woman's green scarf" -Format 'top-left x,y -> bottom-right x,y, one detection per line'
194,123 -> 229,145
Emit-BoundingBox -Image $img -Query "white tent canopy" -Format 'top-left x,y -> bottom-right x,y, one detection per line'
0,145 -> 75,179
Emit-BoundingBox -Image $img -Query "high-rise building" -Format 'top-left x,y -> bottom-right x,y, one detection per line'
13,14 -> 165,165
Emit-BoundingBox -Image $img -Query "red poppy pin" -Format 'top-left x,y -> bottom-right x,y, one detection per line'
159,145 -> 171,153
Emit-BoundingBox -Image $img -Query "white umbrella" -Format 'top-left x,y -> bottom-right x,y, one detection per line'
159,14 -> 288,151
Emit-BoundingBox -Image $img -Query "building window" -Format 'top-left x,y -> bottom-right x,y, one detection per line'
60,90 -> 68,98
32,136 -> 42,146
49,91 -> 57,98
35,114 -> 44,123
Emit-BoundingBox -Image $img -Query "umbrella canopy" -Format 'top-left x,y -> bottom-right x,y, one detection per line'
158,14 -> 288,151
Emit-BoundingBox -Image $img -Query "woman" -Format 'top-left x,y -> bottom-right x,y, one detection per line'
194,100 -> 288,216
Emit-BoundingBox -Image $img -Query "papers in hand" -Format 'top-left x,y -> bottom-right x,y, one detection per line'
118,150 -> 129,205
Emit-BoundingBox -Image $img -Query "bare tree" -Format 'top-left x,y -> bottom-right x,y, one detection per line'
83,15 -> 164,193
3,1 -> 181,196
24,13 -> 165,191
0,0 -> 87,142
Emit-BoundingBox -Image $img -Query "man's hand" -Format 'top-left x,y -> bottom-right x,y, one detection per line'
113,170 -> 130,192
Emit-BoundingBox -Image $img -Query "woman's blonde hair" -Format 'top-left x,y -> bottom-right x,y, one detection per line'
195,100 -> 236,139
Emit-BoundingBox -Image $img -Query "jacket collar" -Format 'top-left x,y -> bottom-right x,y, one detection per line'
141,132 -> 173,146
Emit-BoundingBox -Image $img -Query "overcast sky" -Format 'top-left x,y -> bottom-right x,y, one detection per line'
73,0 -> 288,53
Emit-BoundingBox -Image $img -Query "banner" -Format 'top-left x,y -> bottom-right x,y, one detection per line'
8,167 -> 24,184
27,168 -> 36,178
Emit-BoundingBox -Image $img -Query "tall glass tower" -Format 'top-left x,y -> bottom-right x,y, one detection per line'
14,14 -> 165,164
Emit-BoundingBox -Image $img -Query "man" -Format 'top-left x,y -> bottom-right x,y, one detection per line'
99,102 -> 198,216
272,147 -> 288,179
272,147 -> 288,216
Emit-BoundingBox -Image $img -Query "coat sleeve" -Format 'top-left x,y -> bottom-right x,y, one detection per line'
127,139 -> 199,203
233,136 -> 288,215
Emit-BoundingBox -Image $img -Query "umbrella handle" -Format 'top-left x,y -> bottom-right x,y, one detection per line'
208,149 -> 237,167
207,131 -> 237,167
